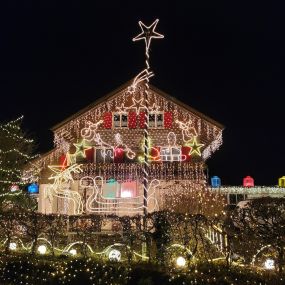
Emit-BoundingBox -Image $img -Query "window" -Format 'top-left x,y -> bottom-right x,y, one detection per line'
120,181 -> 137,198
160,147 -> 182,161
95,148 -> 113,163
102,179 -> 119,198
148,112 -> 163,128
113,113 -> 128,128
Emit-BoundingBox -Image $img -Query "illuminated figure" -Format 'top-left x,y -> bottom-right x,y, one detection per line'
79,176 -> 159,214
48,164 -> 83,215
114,133 -> 136,160
176,119 -> 198,142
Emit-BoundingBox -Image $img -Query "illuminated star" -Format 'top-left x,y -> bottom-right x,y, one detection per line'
116,103 -> 127,113
133,19 -> 164,52
127,97 -> 147,114
73,140 -> 91,157
149,102 -> 160,113
187,136 -> 204,156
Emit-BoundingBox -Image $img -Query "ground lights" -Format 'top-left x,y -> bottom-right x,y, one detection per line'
37,245 -> 47,255
176,256 -> 186,267
0,239 -> 284,284
69,249 -> 77,256
108,249 -> 121,262
9,242 -> 17,251
264,259 -> 275,270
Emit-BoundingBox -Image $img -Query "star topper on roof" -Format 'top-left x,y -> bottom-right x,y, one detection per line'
133,19 -> 164,54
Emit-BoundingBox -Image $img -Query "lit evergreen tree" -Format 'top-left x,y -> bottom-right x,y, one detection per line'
0,116 -> 37,194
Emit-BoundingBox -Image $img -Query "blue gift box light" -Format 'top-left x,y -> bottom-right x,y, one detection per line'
211,176 -> 221,188
28,183 -> 39,194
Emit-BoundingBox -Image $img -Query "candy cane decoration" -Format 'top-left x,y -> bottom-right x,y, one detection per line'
133,19 -> 164,215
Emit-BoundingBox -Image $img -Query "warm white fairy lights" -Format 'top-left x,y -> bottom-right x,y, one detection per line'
22,161 -> 42,183
0,116 -> 34,144
0,116 -> 39,190
49,83 -> 223,151
202,131 -> 223,160
30,18 -> 225,221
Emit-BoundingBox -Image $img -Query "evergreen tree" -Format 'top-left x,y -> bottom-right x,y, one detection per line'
0,116 -> 37,193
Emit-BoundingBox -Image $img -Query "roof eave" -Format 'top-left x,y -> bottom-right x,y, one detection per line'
50,80 -> 224,132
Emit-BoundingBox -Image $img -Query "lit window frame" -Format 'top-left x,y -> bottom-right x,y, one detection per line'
148,112 -> 164,128
113,112 -> 128,128
102,179 -> 119,199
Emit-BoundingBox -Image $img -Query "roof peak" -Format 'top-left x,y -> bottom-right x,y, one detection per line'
51,79 -> 224,132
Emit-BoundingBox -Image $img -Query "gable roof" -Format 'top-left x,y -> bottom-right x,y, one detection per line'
51,80 -> 224,131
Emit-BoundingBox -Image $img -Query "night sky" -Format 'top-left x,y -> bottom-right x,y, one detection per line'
0,1 -> 284,186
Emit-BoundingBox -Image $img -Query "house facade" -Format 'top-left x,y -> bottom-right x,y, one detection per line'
35,80 -> 224,216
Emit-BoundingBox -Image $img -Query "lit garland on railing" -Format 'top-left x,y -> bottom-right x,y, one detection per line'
210,186 -> 285,194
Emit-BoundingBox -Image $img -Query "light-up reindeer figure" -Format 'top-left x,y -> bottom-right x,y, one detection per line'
48,164 -> 83,215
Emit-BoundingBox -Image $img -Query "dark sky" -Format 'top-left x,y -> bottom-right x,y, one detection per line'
0,1 -> 284,186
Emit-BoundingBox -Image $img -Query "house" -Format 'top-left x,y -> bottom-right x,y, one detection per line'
35,79 -> 224,216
